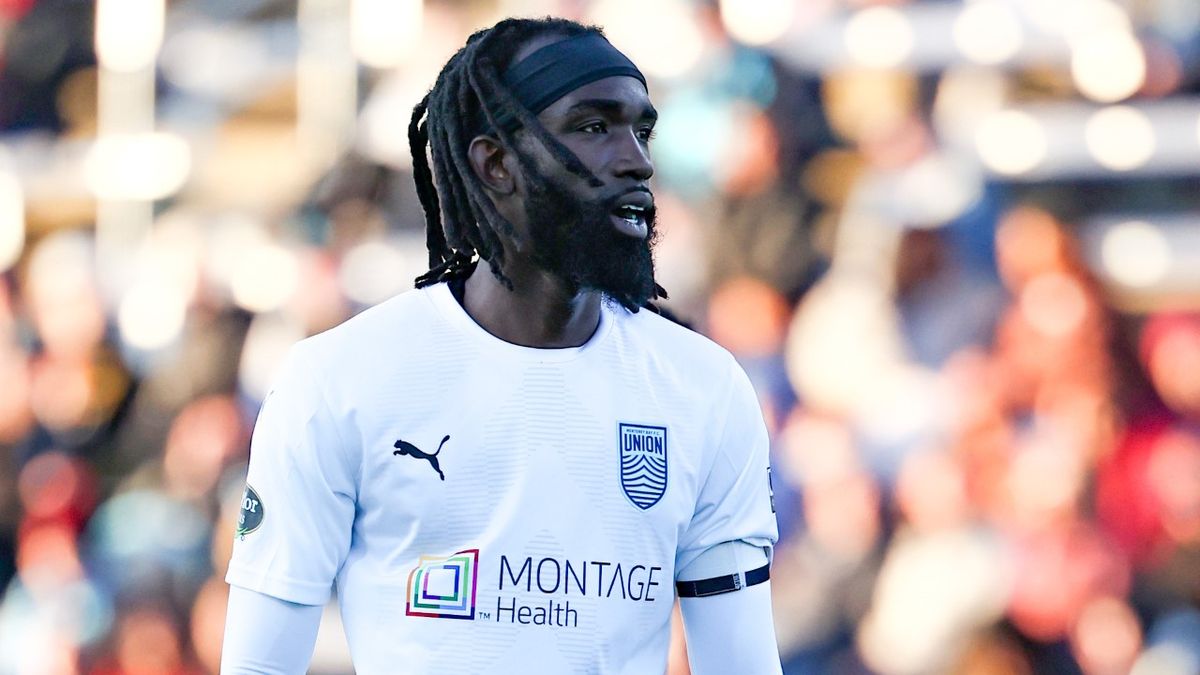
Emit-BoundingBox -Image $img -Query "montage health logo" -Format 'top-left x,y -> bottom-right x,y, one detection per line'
406,549 -> 480,620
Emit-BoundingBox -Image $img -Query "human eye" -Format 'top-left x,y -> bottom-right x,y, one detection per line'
578,120 -> 607,134
637,126 -> 657,143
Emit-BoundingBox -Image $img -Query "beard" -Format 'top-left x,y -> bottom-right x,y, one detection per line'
521,168 -> 660,311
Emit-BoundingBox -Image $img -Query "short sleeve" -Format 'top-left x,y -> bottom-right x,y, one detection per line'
225,342 -> 359,606
676,359 -> 778,576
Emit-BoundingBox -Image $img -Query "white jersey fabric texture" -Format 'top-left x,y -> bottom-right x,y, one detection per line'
225,282 -> 779,674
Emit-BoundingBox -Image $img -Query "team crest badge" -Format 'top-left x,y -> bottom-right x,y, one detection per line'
618,423 -> 668,510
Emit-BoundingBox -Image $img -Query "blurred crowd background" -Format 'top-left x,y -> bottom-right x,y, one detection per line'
1,0 -> 1199,673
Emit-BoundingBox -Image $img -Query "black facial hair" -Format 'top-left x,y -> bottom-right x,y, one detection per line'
522,166 -> 659,312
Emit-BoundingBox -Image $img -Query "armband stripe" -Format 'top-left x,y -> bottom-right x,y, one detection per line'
674,563 -> 770,598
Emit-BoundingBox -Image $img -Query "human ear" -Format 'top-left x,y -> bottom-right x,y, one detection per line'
468,135 -> 515,196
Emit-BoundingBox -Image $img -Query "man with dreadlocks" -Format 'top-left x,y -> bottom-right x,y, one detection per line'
221,16 -> 781,675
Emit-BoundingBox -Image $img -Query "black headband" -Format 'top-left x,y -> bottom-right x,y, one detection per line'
492,33 -> 646,132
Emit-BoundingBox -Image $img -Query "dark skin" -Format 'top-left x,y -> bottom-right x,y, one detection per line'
464,36 -> 658,348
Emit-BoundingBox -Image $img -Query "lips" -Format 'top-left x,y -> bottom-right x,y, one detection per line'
609,190 -> 654,239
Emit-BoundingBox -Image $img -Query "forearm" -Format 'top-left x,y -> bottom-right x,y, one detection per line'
221,585 -> 324,675
679,581 -> 782,675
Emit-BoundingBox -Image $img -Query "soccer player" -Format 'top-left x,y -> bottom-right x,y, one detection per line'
221,16 -> 781,674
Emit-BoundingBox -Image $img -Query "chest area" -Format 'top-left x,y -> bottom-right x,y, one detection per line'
369,412 -> 698,524
349,369 -> 709,555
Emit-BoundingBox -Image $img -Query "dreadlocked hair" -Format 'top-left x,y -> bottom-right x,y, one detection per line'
409,17 -> 669,312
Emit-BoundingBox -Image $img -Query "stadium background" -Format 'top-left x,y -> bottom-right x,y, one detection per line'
1,0 -> 1199,672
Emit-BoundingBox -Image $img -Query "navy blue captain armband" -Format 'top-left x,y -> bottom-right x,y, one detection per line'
675,563 -> 771,598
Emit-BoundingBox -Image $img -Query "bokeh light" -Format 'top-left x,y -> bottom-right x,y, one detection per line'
844,7 -> 914,69
1085,106 -> 1156,171
1019,273 -> 1089,339
17,452 -> 93,524
718,0 -> 795,47
590,0 -> 703,79
786,277 -> 904,413
118,282 -> 188,351
230,242 -> 300,314
0,170 -> 23,273
350,0 -> 422,68
17,523 -> 83,587
953,1 -> 1023,66
1071,596 -> 1142,674
338,240 -> 414,305
994,206 -> 1072,290
1070,29 -> 1146,103
1141,315 -> 1200,418
94,0 -> 164,72
1100,220 -> 1171,288
975,110 -> 1047,175
160,25 -> 274,99
1033,0 -> 1132,43
28,357 -> 94,432
24,231 -> 106,358
84,132 -> 192,201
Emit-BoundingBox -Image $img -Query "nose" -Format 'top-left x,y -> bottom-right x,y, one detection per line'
612,128 -> 653,182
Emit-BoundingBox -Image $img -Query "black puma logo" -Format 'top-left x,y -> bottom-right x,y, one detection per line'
393,435 -> 450,480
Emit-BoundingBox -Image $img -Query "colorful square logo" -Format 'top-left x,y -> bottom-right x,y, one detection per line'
405,549 -> 479,620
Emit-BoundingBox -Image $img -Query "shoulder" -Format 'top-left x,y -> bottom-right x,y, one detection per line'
614,305 -> 743,386
290,286 -> 439,372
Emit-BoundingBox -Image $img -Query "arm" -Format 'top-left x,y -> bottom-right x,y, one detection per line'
223,343 -> 358,667
676,357 -> 782,672
677,540 -> 781,674
220,586 -> 323,675
680,581 -> 782,675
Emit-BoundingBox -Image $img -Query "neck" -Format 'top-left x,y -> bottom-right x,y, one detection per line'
460,262 -> 603,348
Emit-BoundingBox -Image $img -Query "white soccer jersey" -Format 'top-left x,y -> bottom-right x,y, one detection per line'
226,282 -> 778,674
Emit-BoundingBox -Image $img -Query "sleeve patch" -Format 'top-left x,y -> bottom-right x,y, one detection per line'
237,485 -> 265,539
